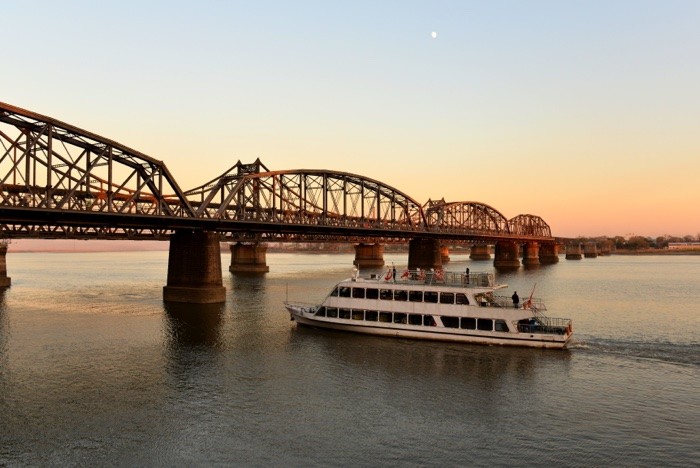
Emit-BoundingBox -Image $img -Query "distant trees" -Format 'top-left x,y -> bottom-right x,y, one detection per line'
625,236 -> 651,250
575,234 -> 699,251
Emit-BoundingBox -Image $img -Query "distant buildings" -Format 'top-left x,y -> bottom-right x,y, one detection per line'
668,242 -> 700,250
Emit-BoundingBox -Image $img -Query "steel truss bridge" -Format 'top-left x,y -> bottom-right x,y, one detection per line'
0,102 -> 554,245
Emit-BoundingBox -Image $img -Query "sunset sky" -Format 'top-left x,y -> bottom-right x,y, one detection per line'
3,1 -> 699,238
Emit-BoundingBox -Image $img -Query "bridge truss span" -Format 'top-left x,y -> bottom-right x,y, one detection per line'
424,199 -> 511,235
0,102 -> 195,223
508,214 -> 552,238
185,161 -> 426,233
0,102 -> 555,245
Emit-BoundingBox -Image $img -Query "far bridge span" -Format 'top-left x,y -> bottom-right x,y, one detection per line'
0,101 -> 559,302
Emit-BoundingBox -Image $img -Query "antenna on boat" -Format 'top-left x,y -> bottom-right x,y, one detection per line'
529,283 -> 537,300
524,283 -> 536,309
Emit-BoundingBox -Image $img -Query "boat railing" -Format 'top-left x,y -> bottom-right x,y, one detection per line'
284,301 -> 318,314
478,295 -> 548,311
390,269 -> 495,287
517,317 -> 571,335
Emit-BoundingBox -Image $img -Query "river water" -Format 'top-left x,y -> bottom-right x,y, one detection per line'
0,251 -> 698,467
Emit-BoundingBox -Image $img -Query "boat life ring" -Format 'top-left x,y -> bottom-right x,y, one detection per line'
401,269 -> 410,279
384,269 -> 393,281
434,269 -> 444,281
417,269 -> 425,280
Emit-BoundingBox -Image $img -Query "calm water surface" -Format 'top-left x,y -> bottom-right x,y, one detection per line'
0,252 -> 698,467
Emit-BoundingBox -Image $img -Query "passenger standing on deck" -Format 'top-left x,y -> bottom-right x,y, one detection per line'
392,265 -> 397,283
465,267 -> 470,284
512,291 -> 520,308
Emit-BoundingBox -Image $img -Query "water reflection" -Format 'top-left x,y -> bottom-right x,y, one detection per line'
284,325 -> 573,427
287,324 -> 571,385
226,274 -> 271,343
0,289 -> 7,371
163,302 -> 224,348
228,273 -> 268,303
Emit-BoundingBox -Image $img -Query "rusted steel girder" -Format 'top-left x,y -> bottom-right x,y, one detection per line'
184,161 -> 427,231
0,101 -> 195,218
0,102 -> 555,244
508,214 -> 552,237
423,198 -> 511,234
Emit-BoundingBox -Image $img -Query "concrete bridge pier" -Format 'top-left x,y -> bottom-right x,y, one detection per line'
522,242 -> 540,267
565,243 -> 583,260
493,241 -> 520,270
353,243 -> 385,268
163,230 -> 226,304
469,243 -> 491,261
0,244 -> 10,287
408,238 -> 442,270
539,242 -> 560,264
440,245 -> 450,264
229,242 -> 270,273
584,242 -> 598,258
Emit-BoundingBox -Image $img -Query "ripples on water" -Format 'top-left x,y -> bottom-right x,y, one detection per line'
0,252 -> 698,466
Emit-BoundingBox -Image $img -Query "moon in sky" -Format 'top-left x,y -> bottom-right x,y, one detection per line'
431,31 -> 437,39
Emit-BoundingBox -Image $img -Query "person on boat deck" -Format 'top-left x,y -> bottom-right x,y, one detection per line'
512,291 -> 520,308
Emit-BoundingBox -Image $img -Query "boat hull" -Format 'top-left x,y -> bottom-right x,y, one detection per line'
286,304 -> 570,349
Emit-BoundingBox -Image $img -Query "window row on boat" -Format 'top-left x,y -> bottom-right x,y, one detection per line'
332,286 -> 471,305
314,306 -> 511,332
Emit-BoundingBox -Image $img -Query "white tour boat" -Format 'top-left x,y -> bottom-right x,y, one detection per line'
285,268 -> 573,349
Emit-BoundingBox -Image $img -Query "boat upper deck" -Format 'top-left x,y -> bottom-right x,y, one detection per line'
354,269 -> 505,290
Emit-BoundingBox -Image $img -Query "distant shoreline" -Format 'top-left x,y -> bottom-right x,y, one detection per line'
612,249 -> 700,256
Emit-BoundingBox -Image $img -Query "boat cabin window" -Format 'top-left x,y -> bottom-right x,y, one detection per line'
352,310 -> 364,320
455,293 -> 469,305
461,317 -> 476,330
394,290 -> 408,301
352,288 -> 365,299
339,308 -> 351,319
379,312 -> 392,323
495,319 -> 509,332
394,313 -> 407,324
440,292 -> 454,304
441,316 -> 459,328
424,291 -> 438,303
408,314 -> 422,325
365,311 -> 378,321
409,291 -> 423,302
330,288 -> 339,297
339,287 -> 351,298
366,288 -> 379,299
477,318 -> 493,331
379,289 -> 392,300
315,307 -> 326,317
327,308 -> 338,318
423,315 -> 436,326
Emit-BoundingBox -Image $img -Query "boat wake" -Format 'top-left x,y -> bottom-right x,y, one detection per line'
574,336 -> 699,367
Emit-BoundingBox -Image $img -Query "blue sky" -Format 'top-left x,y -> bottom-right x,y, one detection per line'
3,0 -> 699,237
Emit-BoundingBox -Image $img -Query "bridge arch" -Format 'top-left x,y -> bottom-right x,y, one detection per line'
185,161 -> 427,231
424,199 -> 510,234
508,214 -> 552,237
0,101 -> 194,218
